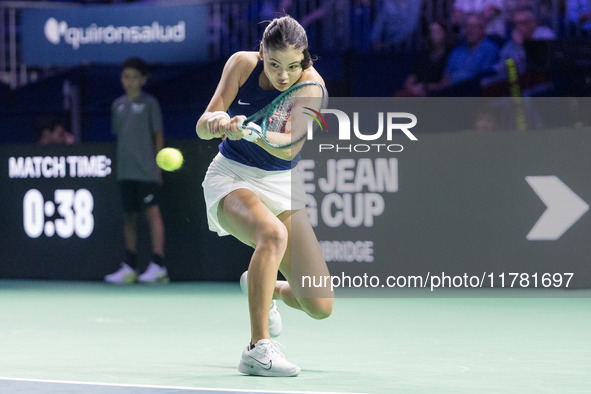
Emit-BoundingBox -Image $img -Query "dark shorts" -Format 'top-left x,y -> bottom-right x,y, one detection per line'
119,181 -> 161,212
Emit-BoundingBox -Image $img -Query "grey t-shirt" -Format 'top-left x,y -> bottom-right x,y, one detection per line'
112,92 -> 163,182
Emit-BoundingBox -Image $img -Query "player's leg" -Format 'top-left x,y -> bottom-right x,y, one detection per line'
276,208 -> 334,319
218,188 -> 287,344
219,188 -> 300,377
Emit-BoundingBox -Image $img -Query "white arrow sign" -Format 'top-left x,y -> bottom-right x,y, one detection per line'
526,176 -> 589,241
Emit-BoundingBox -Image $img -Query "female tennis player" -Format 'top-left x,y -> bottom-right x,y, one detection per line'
196,16 -> 333,377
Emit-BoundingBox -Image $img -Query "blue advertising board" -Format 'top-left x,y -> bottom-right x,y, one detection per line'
21,4 -> 208,66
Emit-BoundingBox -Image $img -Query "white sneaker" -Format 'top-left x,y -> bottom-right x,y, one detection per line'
240,271 -> 283,337
104,262 -> 137,284
237,339 -> 300,377
138,262 -> 169,284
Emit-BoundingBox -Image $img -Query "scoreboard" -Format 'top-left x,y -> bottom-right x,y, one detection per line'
0,141 -> 252,281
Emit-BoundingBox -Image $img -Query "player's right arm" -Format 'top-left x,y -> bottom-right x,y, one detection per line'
196,52 -> 254,140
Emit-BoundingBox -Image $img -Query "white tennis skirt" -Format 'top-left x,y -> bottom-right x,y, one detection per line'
202,153 -> 308,236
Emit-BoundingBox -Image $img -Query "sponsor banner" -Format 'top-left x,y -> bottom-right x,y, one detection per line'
292,97 -> 591,297
21,4 -> 208,65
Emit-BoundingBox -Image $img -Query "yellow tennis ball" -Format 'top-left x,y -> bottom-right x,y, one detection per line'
156,148 -> 184,171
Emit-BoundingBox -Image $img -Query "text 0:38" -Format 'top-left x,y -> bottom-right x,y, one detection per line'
23,189 -> 94,239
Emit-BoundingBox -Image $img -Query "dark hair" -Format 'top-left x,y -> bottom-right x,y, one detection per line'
122,57 -> 149,75
422,20 -> 453,51
34,117 -> 69,142
262,16 -> 312,69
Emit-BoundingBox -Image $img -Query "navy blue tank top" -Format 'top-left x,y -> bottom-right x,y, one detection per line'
219,61 -> 301,170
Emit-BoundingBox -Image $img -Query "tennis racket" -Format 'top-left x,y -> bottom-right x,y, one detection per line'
236,81 -> 327,148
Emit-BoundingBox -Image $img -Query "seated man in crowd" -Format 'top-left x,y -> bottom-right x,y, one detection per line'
452,0 -> 507,44
496,8 -> 556,76
482,8 -> 556,94
429,13 -> 499,94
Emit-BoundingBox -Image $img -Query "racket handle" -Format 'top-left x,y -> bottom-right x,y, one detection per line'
238,121 -> 261,142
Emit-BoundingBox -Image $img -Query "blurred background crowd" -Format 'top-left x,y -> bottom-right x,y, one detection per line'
0,0 -> 589,143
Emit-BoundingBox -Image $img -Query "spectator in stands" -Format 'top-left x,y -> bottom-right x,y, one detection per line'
505,0 -> 535,21
35,118 -> 74,145
452,0 -> 507,45
430,14 -> 499,92
565,0 -> 591,35
494,8 -> 556,78
395,21 -> 452,96
473,101 -> 501,132
370,0 -> 424,52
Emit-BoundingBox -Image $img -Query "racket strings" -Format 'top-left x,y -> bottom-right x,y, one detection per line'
267,99 -> 293,134
253,82 -> 326,147
266,86 -> 324,138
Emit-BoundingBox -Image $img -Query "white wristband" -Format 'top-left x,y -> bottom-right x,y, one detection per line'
209,111 -> 231,121
207,111 -> 231,137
